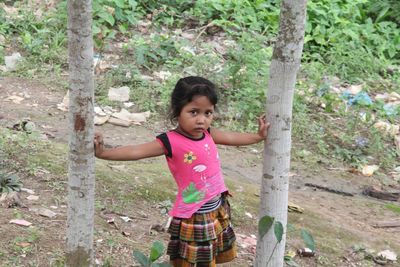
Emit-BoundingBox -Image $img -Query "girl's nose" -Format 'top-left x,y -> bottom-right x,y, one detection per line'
196,115 -> 206,124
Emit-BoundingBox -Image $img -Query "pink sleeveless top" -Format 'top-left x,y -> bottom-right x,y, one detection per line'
156,130 -> 228,218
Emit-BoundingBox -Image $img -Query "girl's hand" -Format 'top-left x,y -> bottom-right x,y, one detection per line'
94,132 -> 104,157
257,114 -> 270,140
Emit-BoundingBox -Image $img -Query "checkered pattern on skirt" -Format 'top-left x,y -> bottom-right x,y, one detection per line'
167,198 -> 237,266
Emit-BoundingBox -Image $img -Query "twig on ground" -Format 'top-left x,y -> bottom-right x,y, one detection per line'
373,220 -> 400,228
305,183 -> 354,197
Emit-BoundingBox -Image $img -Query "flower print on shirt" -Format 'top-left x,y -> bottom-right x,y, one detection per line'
184,151 -> 197,164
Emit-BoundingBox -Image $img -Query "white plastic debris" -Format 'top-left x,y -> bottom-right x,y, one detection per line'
120,216 -> 132,223
154,71 -> 172,81
361,165 -> 379,176
26,195 -> 39,201
94,106 -> 107,116
377,250 -> 397,261
123,102 -> 135,108
5,95 -> 24,104
245,212 -> 253,219
21,188 -> 35,195
373,121 -> 400,137
9,219 -> 32,227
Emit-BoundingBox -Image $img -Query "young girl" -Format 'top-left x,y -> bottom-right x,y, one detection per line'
94,76 -> 269,266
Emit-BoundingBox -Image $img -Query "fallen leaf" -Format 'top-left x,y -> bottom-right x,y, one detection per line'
16,242 -> 31,248
122,231 -> 131,236
288,202 -> 304,213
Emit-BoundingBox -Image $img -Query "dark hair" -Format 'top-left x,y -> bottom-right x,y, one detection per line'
169,76 -> 218,122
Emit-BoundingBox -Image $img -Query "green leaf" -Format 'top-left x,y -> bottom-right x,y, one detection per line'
133,250 -> 150,267
258,215 -> 274,239
149,241 -> 165,262
92,24 -> 101,35
128,0 -> 138,9
98,11 -> 115,26
114,0 -> 125,8
301,229 -> 315,251
375,6 -> 390,23
118,24 -> 128,34
274,221 -> 284,242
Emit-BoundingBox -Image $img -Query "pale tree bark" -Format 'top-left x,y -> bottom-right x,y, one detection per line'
66,0 -> 95,266
255,0 -> 307,266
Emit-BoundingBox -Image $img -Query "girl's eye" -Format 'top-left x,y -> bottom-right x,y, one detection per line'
205,111 -> 213,116
190,110 -> 198,115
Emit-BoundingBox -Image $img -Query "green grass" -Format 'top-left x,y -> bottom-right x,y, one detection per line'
385,203 -> 400,214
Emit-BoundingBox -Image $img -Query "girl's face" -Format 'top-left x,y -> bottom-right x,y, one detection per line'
177,95 -> 214,139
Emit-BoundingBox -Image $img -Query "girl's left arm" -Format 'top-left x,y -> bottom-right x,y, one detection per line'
211,115 -> 270,146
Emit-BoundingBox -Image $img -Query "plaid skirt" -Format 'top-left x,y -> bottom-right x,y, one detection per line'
167,197 -> 237,266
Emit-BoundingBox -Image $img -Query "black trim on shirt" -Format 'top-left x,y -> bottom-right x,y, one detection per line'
156,128 -> 212,158
156,133 -> 172,158
172,127 -> 212,141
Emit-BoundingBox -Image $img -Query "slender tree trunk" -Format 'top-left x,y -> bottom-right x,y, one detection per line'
255,0 -> 307,266
65,0 -> 95,266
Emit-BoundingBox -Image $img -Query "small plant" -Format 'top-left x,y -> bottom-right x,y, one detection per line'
258,215 -> 316,265
133,241 -> 171,267
0,172 -> 22,193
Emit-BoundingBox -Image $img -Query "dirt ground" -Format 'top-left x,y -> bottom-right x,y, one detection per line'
0,76 -> 399,267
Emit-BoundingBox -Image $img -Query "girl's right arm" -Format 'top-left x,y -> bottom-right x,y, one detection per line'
94,132 -> 165,161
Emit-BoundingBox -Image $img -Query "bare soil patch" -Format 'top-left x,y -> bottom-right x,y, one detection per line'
0,76 -> 399,266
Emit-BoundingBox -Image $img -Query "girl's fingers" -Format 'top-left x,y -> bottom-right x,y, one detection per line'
94,132 -> 104,148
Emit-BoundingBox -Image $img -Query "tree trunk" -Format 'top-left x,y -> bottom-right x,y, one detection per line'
255,0 -> 307,266
66,0 -> 95,266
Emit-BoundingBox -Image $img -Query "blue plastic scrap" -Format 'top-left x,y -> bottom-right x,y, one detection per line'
342,91 -> 373,106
